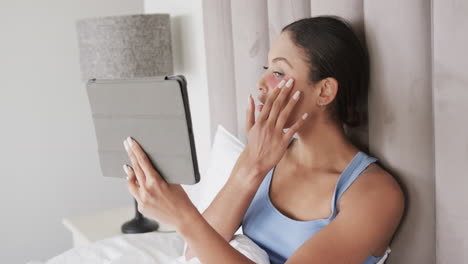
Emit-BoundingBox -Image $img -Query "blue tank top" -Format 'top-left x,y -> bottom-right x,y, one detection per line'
241,137 -> 386,264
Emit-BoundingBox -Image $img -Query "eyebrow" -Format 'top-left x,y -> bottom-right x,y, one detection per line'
272,57 -> 293,69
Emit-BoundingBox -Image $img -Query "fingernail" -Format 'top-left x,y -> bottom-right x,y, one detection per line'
127,137 -> 133,147
123,140 -> 129,152
123,164 -> 129,174
277,79 -> 286,89
285,79 -> 294,88
302,113 -> 308,120
126,176 -> 129,181
247,94 -> 250,104
293,90 -> 301,100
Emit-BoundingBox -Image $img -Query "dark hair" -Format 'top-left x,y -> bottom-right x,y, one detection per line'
282,15 -> 369,127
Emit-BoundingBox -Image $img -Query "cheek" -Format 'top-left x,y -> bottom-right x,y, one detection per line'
265,75 -> 284,89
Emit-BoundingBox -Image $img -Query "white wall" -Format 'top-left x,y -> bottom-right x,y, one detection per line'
144,0 -> 211,205
0,1 -> 144,263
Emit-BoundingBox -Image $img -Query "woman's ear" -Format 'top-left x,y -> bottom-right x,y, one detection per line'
316,77 -> 338,106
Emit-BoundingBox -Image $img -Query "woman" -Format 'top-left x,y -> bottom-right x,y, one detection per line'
122,16 -> 405,264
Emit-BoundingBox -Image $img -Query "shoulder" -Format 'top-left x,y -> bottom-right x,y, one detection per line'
284,162 -> 404,263
338,162 -> 405,224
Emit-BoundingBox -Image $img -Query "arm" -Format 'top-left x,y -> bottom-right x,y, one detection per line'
285,170 -> 405,264
123,137 -> 263,264
184,151 -> 264,260
185,78 -> 307,260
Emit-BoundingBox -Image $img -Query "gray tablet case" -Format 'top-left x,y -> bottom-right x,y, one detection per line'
86,75 -> 200,185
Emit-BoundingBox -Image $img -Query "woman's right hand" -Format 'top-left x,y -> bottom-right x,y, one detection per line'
243,77 -> 309,179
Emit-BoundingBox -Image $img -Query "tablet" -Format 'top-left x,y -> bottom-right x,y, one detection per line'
86,75 -> 200,185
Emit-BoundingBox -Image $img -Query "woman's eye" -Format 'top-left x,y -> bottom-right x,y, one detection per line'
273,71 -> 284,78
262,66 -> 284,78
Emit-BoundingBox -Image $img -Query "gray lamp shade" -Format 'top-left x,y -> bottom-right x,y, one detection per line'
76,14 -> 173,80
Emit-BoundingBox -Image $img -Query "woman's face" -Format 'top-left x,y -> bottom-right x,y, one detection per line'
256,31 -> 320,129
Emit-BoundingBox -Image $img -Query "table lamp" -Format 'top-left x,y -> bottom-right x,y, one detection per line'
76,13 -> 173,234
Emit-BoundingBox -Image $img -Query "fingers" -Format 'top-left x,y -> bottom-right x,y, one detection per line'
126,137 -> 164,186
124,164 -> 139,187
125,165 -> 141,200
276,89 -> 301,129
124,139 -> 146,184
257,80 -> 283,123
126,137 -> 156,176
268,78 -> 295,125
284,112 -> 309,139
245,94 -> 255,134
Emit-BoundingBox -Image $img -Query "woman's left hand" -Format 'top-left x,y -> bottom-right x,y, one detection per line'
122,137 -> 198,232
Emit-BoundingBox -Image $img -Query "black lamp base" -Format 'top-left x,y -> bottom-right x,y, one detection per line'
121,216 -> 159,234
121,199 -> 159,234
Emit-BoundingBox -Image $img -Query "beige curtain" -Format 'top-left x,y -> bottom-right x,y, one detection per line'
202,0 -> 468,263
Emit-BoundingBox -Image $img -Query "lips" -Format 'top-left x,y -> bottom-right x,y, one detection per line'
256,96 -> 266,112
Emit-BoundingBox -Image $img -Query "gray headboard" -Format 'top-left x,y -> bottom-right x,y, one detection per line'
201,0 -> 468,263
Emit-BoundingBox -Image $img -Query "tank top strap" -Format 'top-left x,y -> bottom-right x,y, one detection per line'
334,152 -> 379,206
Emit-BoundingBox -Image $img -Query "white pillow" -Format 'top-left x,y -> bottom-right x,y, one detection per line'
195,124 -> 245,215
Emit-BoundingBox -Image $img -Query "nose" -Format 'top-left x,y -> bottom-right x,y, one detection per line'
256,73 -> 268,94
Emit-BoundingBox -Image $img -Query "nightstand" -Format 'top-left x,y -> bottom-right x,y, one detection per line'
62,206 -> 177,247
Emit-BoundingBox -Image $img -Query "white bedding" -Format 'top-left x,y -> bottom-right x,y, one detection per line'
28,232 -> 184,264
28,232 -> 270,264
